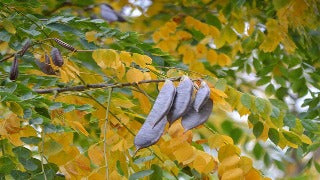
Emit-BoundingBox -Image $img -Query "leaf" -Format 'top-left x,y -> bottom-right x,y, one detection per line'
126,68 -> 144,83
132,53 -> 152,68
70,121 -> 89,136
283,113 -> 296,128
314,161 -> 320,173
0,156 -> 15,174
129,170 -> 154,180
239,156 -> 253,174
268,128 -> 280,145
221,168 -> 243,180
282,131 -> 301,145
3,19 -> 16,34
254,98 -> 265,113
150,164 -> 163,180
92,49 -> 121,69
88,144 -> 104,166
208,134 -> 234,149
20,136 -> 41,145
85,31 -> 97,42
253,121 -> 264,138
12,146 -> 32,159
240,93 -> 251,109
116,160 -> 124,176
133,155 -> 155,164
173,142 -> 196,164
218,144 -> 240,162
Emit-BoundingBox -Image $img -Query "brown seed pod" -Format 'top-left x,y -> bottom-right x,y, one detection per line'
134,80 -> 176,151
149,80 -> 176,127
9,55 -> 19,80
19,39 -> 31,57
53,38 -> 76,52
134,116 -> 167,152
166,76 -> 193,125
181,99 -> 213,132
35,54 -> 56,75
51,48 -> 64,67
193,81 -> 210,112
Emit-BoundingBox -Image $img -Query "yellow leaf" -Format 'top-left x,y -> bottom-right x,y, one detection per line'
88,144 -> 104,166
132,91 -> 151,114
119,51 -> 133,67
92,49 -> 121,69
233,19 -> 245,34
211,88 -> 228,98
223,27 -> 237,44
115,63 -> 125,80
207,49 -> 218,65
218,53 -> 232,67
173,142 -> 195,164
3,20 -> 16,34
132,53 -> 152,68
218,144 -> 241,162
208,134 -> 234,149
7,102 -> 23,116
209,26 -> 220,38
300,134 -> 312,144
112,96 -> 135,109
85,31 -> 97,42
245,168 -> 262,180
221,168 -> 243,180
70,121 -> 89,136
126,68 -> 144,83
239,156 -> 253,174
218,155 -> 240,176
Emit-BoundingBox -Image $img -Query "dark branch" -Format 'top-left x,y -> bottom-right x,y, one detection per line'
34,77 -> 188,94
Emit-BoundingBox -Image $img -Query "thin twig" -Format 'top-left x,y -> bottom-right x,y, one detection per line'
40,129 -> 47,180
34,77 -> 183,94
103,88 -> 112,180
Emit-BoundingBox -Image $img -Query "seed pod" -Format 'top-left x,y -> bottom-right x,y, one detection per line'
166,76 -> 193,125
51,48 -> 64,67
193,81 -> 210,112
53,38 -> 76,52
147,80 -> 176,127
9,55 -> 19,80
35,54 -> 56,75
134,116 -> 167,152
181,99 -> 213,132
19,39 -> 31,57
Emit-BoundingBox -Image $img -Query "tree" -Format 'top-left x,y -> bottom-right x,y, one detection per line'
0,0 -> 319,179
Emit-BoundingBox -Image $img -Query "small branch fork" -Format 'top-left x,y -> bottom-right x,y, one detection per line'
34,77 -> 190,94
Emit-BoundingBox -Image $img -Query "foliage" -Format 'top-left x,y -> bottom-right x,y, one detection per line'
0,0 -> 320,179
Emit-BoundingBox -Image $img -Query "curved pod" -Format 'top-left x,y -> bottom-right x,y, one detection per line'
35,54 -> 56,75
9,55 -> 19,80
167,76 -> 193,125
182,98 -> 213,131
50,48 -> 64,67
193,81 -> 210,112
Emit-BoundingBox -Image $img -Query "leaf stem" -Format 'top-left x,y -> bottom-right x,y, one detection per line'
40,129 -> 47,180
103,88 -> 112,180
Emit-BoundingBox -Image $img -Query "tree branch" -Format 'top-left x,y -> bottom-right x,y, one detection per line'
34,77 -> 186,94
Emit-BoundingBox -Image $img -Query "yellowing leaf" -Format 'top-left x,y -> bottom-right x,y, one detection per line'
92,49 -> 121,69
86,31 -> 97,42
218,144 -> 241,162
239,156 -> 253,174
132,53 -> 152,68
70,121 -> 89,136
218,53 -> 232,67
3,20 -> 16,34
115,63 -> 125,80
132,91 -> 151,114
223,27 -> 237,44
245,168 -> 262,180
193,151 -> 216,173
300,134 -> 312,144
126,68 -> 144,83
218,155 -> 240,176
88,144 -> 104,166
221,168 -> 243,180
119,51 -> 133,67
208,134 -> 233,149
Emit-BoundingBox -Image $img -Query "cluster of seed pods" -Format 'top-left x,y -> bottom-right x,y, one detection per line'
134,76 -> 212,151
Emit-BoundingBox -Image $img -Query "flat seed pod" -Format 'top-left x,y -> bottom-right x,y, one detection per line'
182,99 -> 213,132
53,38 -> 76,52
134,116 -> 167,151
50,48 -> 64,67
167,76 -> 193,125
193,81 -> 210,112
148,80 -> 176,127
19,39 -> 31,57
9,55 -> 19,80
35,54 -> 56,75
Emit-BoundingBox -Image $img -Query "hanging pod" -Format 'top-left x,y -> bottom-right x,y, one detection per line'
19,39 -> 31,57
50,48 -> 64,67
9,55 -> 19,80
53,38 -> 76,52
166,76 -> 193,125
35,54 -> 56,75
134,80 -> 176,151
193,81 -> 210,112
181,98 -> 213,132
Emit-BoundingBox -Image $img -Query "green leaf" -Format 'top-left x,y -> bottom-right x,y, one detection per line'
116,160 -> 124,176
10,170 -> 31,180
129,170 -> 154,180
283,113 -> 296,128
21,158 -> 40,171
206,13 -> 221,29
12,146 -> 32,159
253,121 -> 264,138
301,119 -> 319,132
265,84 -> 275,96
256,76 -> 271,86
240,93 -> 251,109
0,156 -> 15,174
150,164 -> 163,180
248,113 -> 259,125
253,143 -> 264,159
268,128 -> 279,144
314,161 -> 320,173
133,155 -> 155,164
20,136 -> 41,145
282,131 -> 301,145
255,98 -> 265,113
